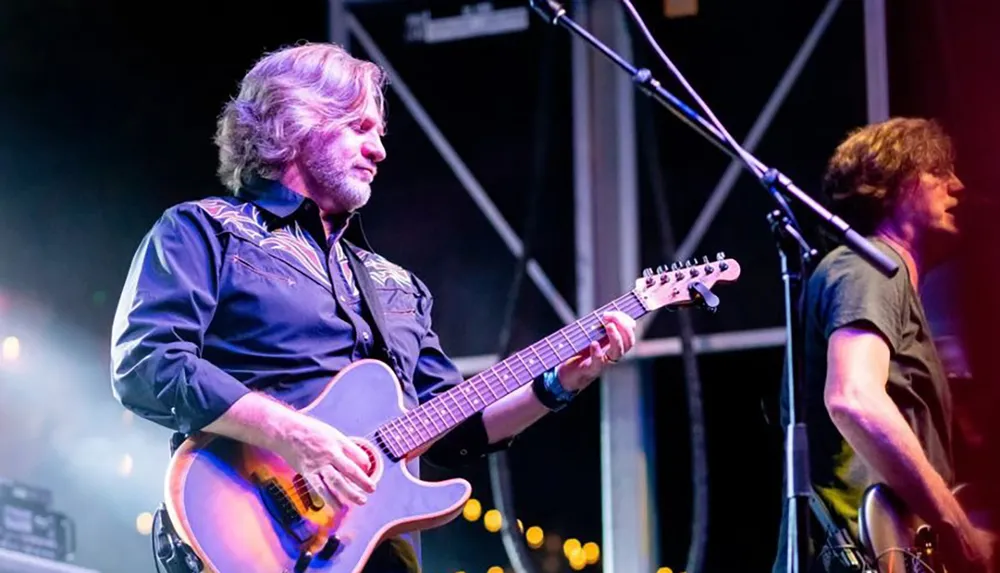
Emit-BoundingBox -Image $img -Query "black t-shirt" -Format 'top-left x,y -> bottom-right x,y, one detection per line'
772,238 -> 954,572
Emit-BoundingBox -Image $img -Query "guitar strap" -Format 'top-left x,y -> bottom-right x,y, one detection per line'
342,239 -> 407,385
809,488 -> 876,572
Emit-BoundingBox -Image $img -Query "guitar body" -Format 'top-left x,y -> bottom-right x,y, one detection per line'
859,482 -> 995,573
163,359 -> 471,573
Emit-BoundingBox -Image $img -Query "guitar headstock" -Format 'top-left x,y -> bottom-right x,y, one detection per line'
633,252 -> 742,312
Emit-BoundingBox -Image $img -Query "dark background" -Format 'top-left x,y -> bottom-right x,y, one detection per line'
0,0 -> 997,572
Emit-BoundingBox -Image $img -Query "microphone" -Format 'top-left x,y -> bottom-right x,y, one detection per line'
529,0 -> 566,24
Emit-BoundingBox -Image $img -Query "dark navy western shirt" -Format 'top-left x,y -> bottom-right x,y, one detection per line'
110,180 -> 513,469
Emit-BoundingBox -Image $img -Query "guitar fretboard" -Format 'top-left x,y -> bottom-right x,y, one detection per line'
375,290 -> 648,459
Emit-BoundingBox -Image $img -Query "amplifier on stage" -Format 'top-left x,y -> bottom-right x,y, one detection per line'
0,481 -> 51,512
0,481 -> 74,564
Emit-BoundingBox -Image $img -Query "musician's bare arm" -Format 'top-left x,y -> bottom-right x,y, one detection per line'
824,325 -> 991,568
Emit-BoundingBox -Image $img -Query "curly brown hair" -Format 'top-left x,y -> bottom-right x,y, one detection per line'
823,117 -> 955,235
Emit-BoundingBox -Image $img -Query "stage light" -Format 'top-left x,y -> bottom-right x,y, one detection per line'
2,336 -> 20,362
117,453 -> 134,477
463,498 -> 482,521
583,541 -> 600,564
664,0 -> 697,18
136,512 -> 153,535
569,550 -> 587,571
656,568 -> 674,573
526,526 -> 544,548
563,538 -> 581,560
483,509 -> 502,532
487,567 -> 503,573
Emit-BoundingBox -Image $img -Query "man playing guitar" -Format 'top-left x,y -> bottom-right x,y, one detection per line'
770,117 -> 991,573
110,42 -> 637,572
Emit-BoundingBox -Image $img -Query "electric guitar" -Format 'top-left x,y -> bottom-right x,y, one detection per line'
162,255 -> 741,573
859,482 -> 997,573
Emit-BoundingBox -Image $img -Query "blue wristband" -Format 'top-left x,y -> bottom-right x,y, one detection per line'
532,369 -> 577,411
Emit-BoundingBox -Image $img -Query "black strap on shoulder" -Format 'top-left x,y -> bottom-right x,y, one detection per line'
341,240 -> 402,375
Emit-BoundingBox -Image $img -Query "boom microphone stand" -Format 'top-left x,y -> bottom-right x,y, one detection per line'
527,1 -> 899,571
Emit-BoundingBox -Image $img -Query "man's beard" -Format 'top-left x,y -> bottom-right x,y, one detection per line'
325,169 -> 371,213
304,156 -> 371,213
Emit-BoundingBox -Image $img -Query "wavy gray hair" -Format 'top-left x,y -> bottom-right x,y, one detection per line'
215,42 -> 387,192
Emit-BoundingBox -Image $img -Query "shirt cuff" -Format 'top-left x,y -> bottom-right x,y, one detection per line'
176,375 -> 253,435
422,411 -> 514,469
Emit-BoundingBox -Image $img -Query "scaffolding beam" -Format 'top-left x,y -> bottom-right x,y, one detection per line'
864,0 -> 890,121
345,13 -> 578,326
571,0 -> 657,571
452,326 -> 786,375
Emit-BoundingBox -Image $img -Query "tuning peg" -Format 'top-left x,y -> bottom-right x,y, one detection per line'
716,251 -> 726,261
670,262 -> 678,271
685,260 -> 693,268
642,267 -> 653,278
702,255 -> 709,264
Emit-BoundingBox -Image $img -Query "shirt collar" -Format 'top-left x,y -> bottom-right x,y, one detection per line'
234,177 -> 360,248
234,177 -> 309,219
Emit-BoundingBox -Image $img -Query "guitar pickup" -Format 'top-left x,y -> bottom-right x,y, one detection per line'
251,472 -> 317,543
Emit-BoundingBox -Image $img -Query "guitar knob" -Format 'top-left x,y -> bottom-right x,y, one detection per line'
294,551 -> 314,573
317,536 -> 342,560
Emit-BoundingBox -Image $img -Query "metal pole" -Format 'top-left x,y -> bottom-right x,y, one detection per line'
572,0 -> 656,571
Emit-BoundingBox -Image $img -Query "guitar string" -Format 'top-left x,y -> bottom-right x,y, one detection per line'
281,296 -> 646,495
361,268 -> 719,457
282,272 -> 716,495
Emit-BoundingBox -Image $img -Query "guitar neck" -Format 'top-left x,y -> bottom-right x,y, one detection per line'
375,290 -> 649,459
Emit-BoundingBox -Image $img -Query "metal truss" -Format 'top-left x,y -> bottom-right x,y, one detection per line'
327,1 -> 889,571
330,0 -> 888,364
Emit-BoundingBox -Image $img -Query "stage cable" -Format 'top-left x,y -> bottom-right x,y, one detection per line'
633,47 -> 711,573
